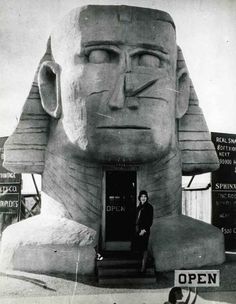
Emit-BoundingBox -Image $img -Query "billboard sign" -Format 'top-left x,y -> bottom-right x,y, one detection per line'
0,137 -> 21,215
211,132 -> 236,250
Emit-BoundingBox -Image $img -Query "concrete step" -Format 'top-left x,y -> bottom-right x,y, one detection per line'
96,251 -> 153,267
96,251 -> 156,286
97,258 -> 140,267
101,251 -> 141,258
99,274 -> 157,286
98,266 -> 155,276
226,251 -> 236,261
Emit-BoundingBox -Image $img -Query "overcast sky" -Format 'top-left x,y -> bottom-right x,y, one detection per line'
1,0 -> 236,138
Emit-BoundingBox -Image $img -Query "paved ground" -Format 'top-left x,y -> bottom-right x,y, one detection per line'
0,253 -> 236,304
0,291 -> 236,304
0,266 -> 236,304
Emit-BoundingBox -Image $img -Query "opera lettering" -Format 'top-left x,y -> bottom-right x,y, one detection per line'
211,132 -> 236,250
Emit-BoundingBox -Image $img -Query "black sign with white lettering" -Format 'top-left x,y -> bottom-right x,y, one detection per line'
0,137 -> 21,214
211,132 -> 236,250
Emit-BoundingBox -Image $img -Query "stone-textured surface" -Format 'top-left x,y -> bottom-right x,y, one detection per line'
1,5 -> 224,275
0,214 -> 96,274
3,39 -> 52,174
177,47 -> 219,174
139,150 -> 182,218
13,244 -> 95,275
3,6 -> 219,173
151,215 -> 225,271
42,155 -> 102,230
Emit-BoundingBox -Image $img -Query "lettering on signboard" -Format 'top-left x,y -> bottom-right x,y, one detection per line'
0,200 -> 19,208
221,227 -> 236,234
0,137 -> 21,215
175,270 -> 220,287
216,136 -> 236,144
0,185 -> 18,193
106,206 -> 125,212
211,132 -> 236,250
0,173 -> 16,179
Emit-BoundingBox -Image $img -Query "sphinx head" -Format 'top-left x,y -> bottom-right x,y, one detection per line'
3,5 -> 219,174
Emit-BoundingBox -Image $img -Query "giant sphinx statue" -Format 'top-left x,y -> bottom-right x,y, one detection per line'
0,5 -> 225,274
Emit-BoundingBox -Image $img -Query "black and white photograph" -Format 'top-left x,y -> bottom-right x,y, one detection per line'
0,0 -> 236,303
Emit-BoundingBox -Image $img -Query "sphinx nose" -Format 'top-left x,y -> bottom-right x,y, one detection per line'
108,76 -> 125,110
108,59 -> 158,111
108,75 -> 139,110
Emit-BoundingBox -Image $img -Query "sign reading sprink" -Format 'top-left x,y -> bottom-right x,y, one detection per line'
211,132 -> 236,250
0,137 -> 21,215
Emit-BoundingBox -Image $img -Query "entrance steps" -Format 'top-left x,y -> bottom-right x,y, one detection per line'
96,251 -> 156,286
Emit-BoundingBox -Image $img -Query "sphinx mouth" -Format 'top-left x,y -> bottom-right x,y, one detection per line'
97,125 -> 151,130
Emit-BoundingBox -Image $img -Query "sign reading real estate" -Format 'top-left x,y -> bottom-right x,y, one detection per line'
211,132 -> 236,250
0,137 -> 21,214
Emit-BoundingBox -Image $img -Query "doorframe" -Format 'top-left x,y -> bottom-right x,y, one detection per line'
101,165 -> 139,251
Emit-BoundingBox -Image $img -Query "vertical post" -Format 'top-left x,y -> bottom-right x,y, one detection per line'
31,174 -> 41,208
187,175 -> 195,188
17,194 -> 21,221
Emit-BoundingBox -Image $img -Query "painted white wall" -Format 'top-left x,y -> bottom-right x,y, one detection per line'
21,174 -> 41,195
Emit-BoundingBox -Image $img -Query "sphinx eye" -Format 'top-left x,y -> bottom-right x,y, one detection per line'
139,54 -> 160,67
88,49 -> 111,64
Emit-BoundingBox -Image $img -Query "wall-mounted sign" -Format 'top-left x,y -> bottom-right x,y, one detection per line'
0,137 -> 21,215
211,132 -> 236,250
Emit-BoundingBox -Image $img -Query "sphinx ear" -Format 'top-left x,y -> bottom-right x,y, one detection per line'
38,61 -> 61,118
176,67 -> 191,119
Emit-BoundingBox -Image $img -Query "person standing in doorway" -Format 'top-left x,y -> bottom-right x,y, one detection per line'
133,190 -> 153,273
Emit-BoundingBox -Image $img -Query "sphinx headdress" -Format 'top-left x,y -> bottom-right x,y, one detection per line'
3,7 -> 219,175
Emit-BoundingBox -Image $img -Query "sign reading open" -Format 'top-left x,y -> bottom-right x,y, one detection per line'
175,270 -> 220,287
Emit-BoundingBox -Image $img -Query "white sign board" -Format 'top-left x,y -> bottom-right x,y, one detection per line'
175,270 -> 220,287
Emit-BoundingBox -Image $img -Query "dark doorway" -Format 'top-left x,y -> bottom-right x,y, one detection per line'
105,171 -> 136,250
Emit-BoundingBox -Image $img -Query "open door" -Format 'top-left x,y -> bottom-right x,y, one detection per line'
103,170 -> 136,251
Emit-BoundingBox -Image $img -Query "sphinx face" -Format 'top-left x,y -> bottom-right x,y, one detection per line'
51,6 -> 178,163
